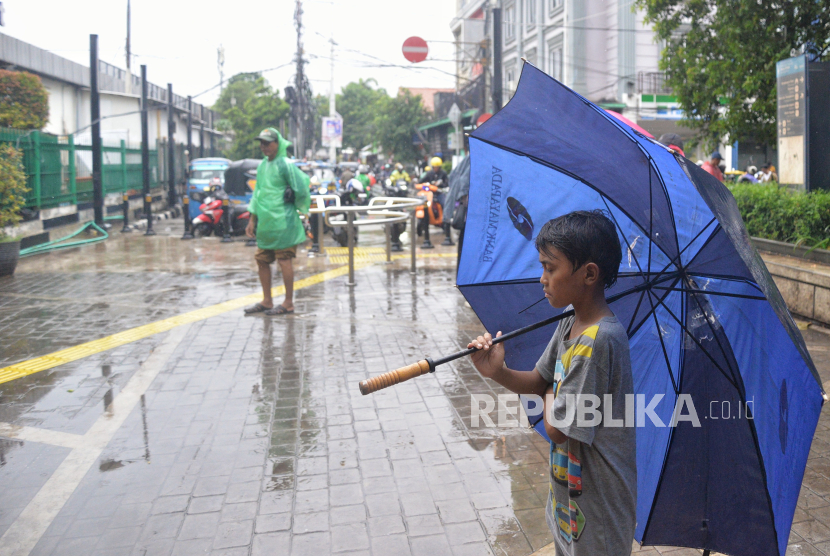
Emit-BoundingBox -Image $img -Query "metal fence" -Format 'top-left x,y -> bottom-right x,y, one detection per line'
0,128 -> 162,210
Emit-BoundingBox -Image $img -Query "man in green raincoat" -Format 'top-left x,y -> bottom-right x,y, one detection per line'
244,128 -> 311,315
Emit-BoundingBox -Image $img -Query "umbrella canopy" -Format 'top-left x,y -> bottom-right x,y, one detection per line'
457,63 -> 824,556
605,109 -> 655,138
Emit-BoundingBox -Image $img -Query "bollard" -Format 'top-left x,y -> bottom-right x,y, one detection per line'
385,223 -> 392,263
121,193 -> 132,233
181,196 -> 194,240
310,213 -> 320,254
347,211 -> 355,286
317,205 -> 325,253
410,208 -> 417,274
422,213 -> 434,249
221,199 -> 233,243
144,194 -> 156,236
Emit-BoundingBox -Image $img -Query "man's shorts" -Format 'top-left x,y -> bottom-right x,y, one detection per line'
255,245 -> 297,264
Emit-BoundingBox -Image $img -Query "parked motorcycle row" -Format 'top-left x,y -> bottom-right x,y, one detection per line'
185,158 -> 449,249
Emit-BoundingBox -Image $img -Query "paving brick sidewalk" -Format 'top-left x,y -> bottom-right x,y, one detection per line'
0,225 -> 829,556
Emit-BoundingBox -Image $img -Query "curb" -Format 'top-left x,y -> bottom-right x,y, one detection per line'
130,206 -> 182,229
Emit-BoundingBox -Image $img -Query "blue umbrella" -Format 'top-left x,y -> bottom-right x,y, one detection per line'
454,63 -> 825,556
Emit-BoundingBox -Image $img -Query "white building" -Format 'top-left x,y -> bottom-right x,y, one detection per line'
452,1 -> 700,151
0,32 -> 221,153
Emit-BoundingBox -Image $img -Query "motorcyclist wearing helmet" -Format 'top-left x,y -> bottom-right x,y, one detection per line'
421,156 -> 454,245
390,162 -> 410,184
356,164 -> 372,192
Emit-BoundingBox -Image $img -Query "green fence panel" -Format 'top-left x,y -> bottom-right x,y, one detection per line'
0,127 -> 160,210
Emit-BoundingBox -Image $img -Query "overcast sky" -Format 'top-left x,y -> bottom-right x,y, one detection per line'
2,0 -> 458,107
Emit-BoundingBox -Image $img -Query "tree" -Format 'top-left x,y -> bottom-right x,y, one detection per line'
213,73 -> 290,159
638,0 -> 830,149
0,144 -> 28,236
374,90 -> 429,163
336,79 -> 388,150
0,70 -> 49,130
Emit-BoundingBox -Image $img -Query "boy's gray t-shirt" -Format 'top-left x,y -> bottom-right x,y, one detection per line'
536,314 -> 637,556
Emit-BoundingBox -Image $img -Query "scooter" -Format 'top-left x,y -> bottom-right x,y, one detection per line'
192,185 -> 250,237
415,182 -> 444,238
329,179 -> 368,247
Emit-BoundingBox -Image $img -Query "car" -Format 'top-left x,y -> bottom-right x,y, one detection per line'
187,158 -> 231,219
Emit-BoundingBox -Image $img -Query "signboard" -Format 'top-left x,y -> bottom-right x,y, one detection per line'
322,116 -> 342,148
447,103 -> 461,129
402,37 -> 428,63
777,56 -> 806,186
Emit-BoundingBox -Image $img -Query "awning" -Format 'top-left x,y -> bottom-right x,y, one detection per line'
417,109 -> 479,132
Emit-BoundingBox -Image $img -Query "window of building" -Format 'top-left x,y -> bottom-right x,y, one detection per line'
526,0 -> 536,28
504,5 -> 515,40
548,44 -> 563,82
549,0 -> 563,14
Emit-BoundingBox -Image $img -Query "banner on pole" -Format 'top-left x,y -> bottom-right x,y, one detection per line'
322,117 -> 343,148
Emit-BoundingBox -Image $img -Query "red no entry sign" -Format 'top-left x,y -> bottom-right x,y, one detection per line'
402,36 -> 428,63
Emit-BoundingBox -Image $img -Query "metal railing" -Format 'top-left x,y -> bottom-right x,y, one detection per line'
310,196 -> 425,285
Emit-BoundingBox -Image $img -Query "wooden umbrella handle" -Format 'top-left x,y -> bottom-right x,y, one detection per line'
359,360 -> 432,395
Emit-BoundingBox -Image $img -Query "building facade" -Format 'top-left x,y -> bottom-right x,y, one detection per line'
0,32 -> 222,153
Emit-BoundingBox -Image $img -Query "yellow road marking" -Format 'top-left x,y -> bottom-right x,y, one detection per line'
0,263 -> 368,386
0,252 -> 458,386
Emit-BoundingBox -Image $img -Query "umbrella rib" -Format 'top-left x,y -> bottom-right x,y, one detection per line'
649,164 -> 654,278
646,157 -> 682,259
651,293 -> 740,391
686,284 -> 741,386
626,290 -> 647,336
518,296 -> 549,315
651,286 -> 766,301
644,287 -> 680,395
627,276 -> 681,340
689,273 -> 764,294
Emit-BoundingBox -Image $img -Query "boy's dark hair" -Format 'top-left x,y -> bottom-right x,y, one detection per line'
534,210 -> 622,288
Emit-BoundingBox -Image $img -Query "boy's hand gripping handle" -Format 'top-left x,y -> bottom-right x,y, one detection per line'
359,359 -> 433,395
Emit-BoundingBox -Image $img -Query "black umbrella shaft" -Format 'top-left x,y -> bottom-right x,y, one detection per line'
431,309 -> 574,367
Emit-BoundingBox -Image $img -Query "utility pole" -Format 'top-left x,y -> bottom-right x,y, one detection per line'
294,0 -> 306,158
90,35 -> 104,227
329,35 -> 337,164
492,7 -> 503,112
187,96 -> 193,166
125,0 -> 132,95
217,45 -> 225,93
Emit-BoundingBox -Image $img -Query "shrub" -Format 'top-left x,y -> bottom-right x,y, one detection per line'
0,144 -> 28,238
728,182 -> 830,249
0,70 -> 49,130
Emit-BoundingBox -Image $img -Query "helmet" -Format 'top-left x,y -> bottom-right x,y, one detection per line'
346,178 -> 364,192
395,163 -> 403,171
358,164 -> 368,173
430,157 -> 443,167
310,175 -> 321,186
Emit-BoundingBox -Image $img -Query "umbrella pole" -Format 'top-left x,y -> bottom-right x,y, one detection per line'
358,309 -> 574,395
357,274 -> 675,395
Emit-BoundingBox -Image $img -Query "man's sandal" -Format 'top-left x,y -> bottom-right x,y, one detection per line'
244,302 -> 272,314
265,305 -> 294,316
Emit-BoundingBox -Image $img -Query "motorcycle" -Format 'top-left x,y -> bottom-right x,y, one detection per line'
192,184 -> 251,237
415,182 -> 444,238
383,179 -> 409,251
328,178 -> 369,247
